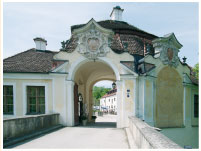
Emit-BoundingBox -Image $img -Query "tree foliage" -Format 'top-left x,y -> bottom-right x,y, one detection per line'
93,86 -> 111,105
193,63 -> 199,79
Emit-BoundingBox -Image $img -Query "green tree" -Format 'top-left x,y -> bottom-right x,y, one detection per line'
93,86 -> 111,106
193,63 -> 199,79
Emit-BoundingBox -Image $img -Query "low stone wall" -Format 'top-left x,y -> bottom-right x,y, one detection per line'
128,116 -> 182,149
3,113 -> 59,141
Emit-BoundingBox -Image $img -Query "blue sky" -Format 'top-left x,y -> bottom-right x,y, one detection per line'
3,2 -> 199,87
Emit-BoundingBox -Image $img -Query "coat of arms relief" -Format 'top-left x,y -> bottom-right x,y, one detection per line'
152,33 -> 183,68
159,45 -> 179,67
74,20 -> 113,60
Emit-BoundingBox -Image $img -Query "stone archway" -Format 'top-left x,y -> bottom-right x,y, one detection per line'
66,57 -> 123,127
67,56 -> 120,81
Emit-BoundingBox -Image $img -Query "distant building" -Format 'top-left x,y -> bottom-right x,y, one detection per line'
100,89 -> 117,114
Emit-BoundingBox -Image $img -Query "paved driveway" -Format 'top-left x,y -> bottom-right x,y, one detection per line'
13,115 -> 129,149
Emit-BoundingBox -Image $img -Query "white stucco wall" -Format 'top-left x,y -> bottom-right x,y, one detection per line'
3,73 -> 68,126
100,94 -> 117,112
3,78 -> 53,117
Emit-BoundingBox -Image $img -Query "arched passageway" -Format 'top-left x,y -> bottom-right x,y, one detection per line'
71,59 -> 119,126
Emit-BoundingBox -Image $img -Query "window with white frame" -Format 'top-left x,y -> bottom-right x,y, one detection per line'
3,85 -> 14,115
27,86 -> 45,114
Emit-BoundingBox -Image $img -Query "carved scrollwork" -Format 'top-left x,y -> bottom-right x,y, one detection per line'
76,23 -> 110,60
152,33 -> 182,68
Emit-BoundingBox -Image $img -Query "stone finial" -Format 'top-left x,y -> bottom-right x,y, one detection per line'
182,56 -> 187,63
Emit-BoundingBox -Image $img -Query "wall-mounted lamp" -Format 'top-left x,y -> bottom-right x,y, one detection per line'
112,82 -> 116,89
78,93 -> 83,102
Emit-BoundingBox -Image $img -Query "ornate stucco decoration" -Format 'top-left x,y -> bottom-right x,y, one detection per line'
72,19 -> 114,60
152,33 -> 183,68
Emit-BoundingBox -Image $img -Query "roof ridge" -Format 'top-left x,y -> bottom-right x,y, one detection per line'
98,20 -> 142,31
71,19 -> 158,38
4,48 -> 64,73
4,48 -> 36,61
4,48 -> 59,61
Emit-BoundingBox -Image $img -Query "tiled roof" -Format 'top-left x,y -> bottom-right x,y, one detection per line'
190,75 -> 198,85
3,48 -> 66,73
138,62 -> 155,74
111,34 -> 144,55
62,36 -> 78,53
120,61 -> 135,71
180,62 -> 198,85
189,66 -> 198,85
71,20 -> 157,40
120,60 -> 155,74
63,34 -> 154,56
101,89 -> 117,98
62,20 -> 157,56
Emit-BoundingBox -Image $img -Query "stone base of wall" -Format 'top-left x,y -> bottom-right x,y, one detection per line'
128,116 -> 182,149
3,113 -> 60,147
4,124 -> 63,148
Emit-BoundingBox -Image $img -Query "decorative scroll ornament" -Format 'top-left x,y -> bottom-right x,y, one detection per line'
152,33 -> 183,68
76,23 -> 111,60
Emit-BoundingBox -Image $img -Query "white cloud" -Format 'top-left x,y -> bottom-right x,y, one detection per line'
94,80 -> 113,88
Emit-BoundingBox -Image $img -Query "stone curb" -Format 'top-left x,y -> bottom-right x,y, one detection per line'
125,128 -> 138,149
128,116 -> 182,149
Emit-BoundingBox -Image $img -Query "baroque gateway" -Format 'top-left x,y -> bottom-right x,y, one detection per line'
3,6 -> 198,148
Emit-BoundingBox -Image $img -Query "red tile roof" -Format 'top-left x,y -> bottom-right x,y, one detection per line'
3,48 -> 67,73
71,20 -> 157,39
101,89 -> 117,98
62,20 -> 157,56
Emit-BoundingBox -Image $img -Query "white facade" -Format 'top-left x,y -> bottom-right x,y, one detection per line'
100,90 -> 117,113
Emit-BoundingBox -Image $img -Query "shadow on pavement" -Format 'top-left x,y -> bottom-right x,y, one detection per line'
77,122 -> 116,128
5,126 -> 64,149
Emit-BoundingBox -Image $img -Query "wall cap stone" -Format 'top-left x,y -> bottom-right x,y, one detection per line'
3,113 -> 60,121
129,116 -> 182,149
